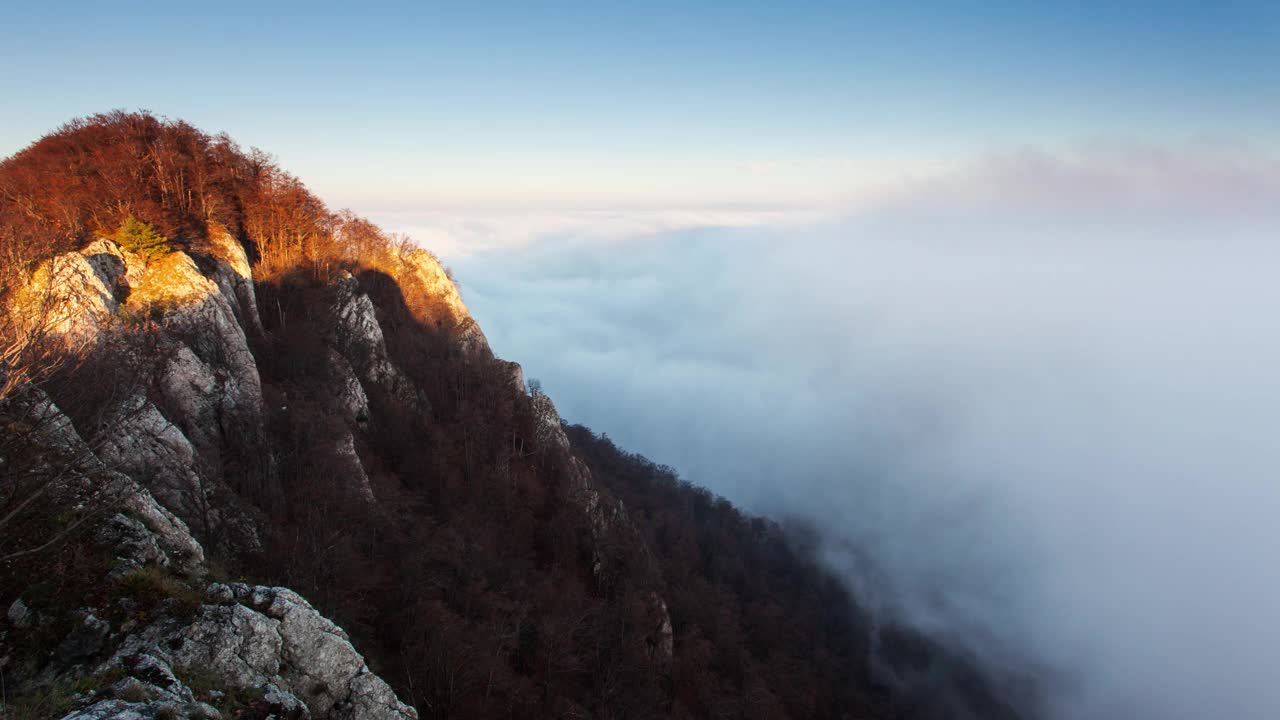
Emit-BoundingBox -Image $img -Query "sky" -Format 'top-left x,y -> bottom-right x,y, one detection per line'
5,3 -> 1280,719
2,1 -> 1278,210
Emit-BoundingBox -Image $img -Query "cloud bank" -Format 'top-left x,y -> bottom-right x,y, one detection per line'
414,144 -> 1280,719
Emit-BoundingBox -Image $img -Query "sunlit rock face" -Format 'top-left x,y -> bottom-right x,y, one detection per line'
14,233 -> 459,539
324,249 -> 489,412
17,236 -> 267,549
395,246 -> 489,354
18,239 -> 138,342
207,224 -> 265,338
24,237 -> 266,451
6,223 -> 676,712
132,248 -> 265,462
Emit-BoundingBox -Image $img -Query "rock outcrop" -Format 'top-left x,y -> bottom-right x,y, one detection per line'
1,388 -> 415,720
2,231 -> 421,718
133,248 -> 265,476
394,247 -> 488,354
90,583 -> 416,720
207,224 -> 265,340
17,238 -> 138,344
18,236 -> 268,550
5,224 -> 676,715
330,271 -> 415,407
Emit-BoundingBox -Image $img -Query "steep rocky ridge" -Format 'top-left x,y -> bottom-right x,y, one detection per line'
3,226 -> 675,718
19,236 -> 266,552
1,113 -> 1029,720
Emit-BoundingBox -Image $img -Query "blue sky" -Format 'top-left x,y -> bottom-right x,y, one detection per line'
2,1 -> 1276,209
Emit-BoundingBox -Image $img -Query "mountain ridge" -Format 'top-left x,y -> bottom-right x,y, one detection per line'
0,111 -> 1031,719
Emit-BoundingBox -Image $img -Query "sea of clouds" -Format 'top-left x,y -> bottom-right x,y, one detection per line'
374,142 -> 1280,720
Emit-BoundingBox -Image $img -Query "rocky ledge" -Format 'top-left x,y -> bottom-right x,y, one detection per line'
58,583 -> 416,720
1,388 -> 415,720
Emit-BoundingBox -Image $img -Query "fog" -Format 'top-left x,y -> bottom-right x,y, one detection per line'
431,146 -> 1280,719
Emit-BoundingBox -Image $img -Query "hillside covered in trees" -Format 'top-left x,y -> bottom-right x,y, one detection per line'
0,112 -> 1030,719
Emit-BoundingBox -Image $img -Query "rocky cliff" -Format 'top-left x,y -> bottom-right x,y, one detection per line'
1,112 -> 1029,720
0,233 -> 434,718
1,384 -> 416,720
2,228 -> 672,719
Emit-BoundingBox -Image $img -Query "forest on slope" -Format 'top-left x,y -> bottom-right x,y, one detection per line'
0,112 -> 1029,719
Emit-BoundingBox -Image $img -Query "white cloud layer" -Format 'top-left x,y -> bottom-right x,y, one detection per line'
363,207 -> 821,258
383,144 -> 1280,719
879,139 -> 1280,218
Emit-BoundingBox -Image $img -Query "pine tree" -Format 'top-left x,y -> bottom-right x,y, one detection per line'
113,215 -> 172,261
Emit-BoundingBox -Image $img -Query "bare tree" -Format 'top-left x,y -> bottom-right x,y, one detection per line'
0,283 -> 150,562
0,387 -> 131,564
0,286 -> 89,402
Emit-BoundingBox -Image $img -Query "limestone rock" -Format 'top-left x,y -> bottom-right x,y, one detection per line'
19,239 -> 129,343
3,392 -> 413,720
97,398 -> 208,541
116,478 -> 206,573
61,649 -> 221,720
395,247 -> 489,355
331,273 -> 406,392
324,348 -> 370,426
173,603 -> 285,686
99,513 -> 172,576
101,585 -> 416,720
18,238 -> 267,548
261,683 -> 311,719
205,583 -> 235,605
8,597 -> 33,628
206,225 -> 264,338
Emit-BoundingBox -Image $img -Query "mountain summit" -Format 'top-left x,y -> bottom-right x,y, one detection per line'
0,112 -> 1029,719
